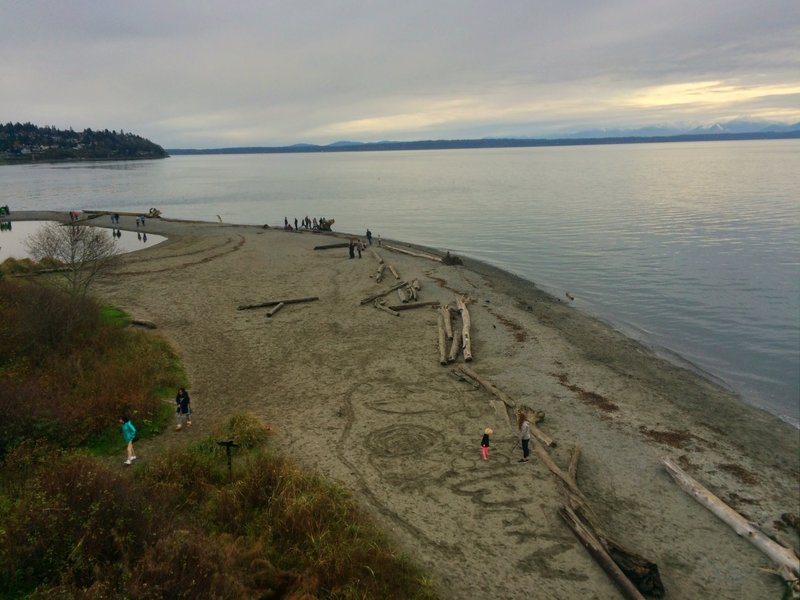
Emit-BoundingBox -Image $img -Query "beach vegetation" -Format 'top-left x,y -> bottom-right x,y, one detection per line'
0,280 -> 439,599
0,414 -> 438,599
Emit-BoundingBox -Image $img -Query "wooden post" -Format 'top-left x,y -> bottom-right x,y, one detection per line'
456,295 -> 473,361
662,457 -> 800,580
266,302 -> 285,317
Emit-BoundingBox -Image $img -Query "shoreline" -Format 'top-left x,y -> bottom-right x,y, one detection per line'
6,210 -> 800,598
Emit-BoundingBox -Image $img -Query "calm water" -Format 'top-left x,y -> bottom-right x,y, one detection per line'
1,141 -> 798,426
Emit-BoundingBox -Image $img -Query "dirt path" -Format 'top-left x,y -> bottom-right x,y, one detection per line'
39,211 -> 796,599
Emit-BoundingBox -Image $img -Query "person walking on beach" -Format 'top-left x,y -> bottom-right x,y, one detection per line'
517,412 -> 531,462
175,387 -> 192,430
348,240 -> 356,259
366,229 -> 372,245
481,427 -> 493,461
119,416 -> 137,465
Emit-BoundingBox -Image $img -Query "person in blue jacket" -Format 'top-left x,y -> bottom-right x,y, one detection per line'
119,416 -> 137,465
175,387 -> 192,430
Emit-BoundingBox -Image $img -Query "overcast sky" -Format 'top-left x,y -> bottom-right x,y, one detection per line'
2,0 -> 798,148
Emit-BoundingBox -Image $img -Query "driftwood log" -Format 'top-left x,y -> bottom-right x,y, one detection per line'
371,250 -> 384,264
440,305 -> 453,339
662,457 -> 800,587
387,301 -> 441,311
448,327 -> 462,363
266,302 -> 285,318
437,313 -> 448,365
388,265 -> 400,280
397,287 -> 410,303
539,445 -> 665,598
373,301 -> 399,317
382,243 -> 442,262
456,295 -> 473,361
130,319 -> 157,329
237,296 -> 319,310
375,263 -> 386,283
360,281 -> 408,305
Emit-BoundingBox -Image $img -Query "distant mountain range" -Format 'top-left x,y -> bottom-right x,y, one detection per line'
167,120 -> 799,155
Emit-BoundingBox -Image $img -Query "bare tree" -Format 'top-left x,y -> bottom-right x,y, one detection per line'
26,222 -> 119,296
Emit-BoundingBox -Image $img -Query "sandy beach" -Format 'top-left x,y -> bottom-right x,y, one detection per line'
10,211 -> 799,599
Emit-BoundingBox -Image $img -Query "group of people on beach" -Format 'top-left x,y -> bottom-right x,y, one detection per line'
480,411 -> 532,463
118,387 -> 193,465
284,215 -> 332,231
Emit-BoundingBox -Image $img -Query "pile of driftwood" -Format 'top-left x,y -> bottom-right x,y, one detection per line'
450,365 -> 663,598
236,296 -> 319,318
437,296 -> 473,364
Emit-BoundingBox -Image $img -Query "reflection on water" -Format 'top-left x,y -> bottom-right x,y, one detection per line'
0,221 -> 166,262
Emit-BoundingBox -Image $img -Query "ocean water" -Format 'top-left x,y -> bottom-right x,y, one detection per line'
1,140 -> 798,426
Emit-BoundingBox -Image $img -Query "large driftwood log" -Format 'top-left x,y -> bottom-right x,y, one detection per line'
397,287 -> 410,303
130,319 -> 157,329
382,243 -> 442,262
457,365 -> 516,409
359,281 -> 407,305
373,301 -> 399,316
266,302 -> 285,317
540,445 -> 665,598
440,305 -> 453,339
662,457 -> 800,581
370,250 -> 384,264
437,314 -> 448,365
456,295 -> 473,361
387,301 -> 440,311
375,264 -> 386,282
559,507 -> 646,600
448,327 -> 462,363
237,296 -> 319,310
388,265 -> 400,280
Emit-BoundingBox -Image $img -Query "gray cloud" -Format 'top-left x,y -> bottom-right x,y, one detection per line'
1,0 -> 798,147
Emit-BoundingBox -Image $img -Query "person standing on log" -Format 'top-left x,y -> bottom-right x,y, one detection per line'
517,412 -> 531,462
175,387 -> 192,430
481,428 -> 493,461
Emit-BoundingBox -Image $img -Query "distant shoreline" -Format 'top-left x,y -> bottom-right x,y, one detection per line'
167,130 -> 800,155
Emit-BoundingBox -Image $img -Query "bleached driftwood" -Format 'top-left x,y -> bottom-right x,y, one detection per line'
397,287 -> 410,303
373,301 -> 399,317
371,250 -> 384,264
387,301 -> 441,311
662,457 -> 800,584
130,319 -> 157,329
375,264 -> 386,282
437,313 -> 448,365
440,305 -> 453,339
266,302 -> 285,318
540,445 -> 664,598
559,507 -> 646,600
383,243 -> 442,262
448,327 -> 462,363
456,365 -> 516,409
360,281 -> 407,305
237,297 -> 319,310
456,295 -> 473,361
388,265 -> 400,280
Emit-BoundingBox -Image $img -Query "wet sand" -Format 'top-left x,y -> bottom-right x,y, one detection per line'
10,210 -> 800,599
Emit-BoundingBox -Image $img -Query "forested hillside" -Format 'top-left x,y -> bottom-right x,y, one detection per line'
0,122 -> 168,163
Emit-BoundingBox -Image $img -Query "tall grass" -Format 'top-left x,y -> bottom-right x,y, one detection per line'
0,415 -> 439,599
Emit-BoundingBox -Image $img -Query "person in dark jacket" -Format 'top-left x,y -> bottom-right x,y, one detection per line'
175,387 -> 192,430
481,427 -> 493,461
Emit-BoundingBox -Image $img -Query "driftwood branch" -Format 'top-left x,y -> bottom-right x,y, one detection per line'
266,302 -> 285,317
382,243 -> 442,262
373,301 -> 399,316
370,249 -> 384,264
387,301 -> 441,311
440,305 -> 453,339
662,457 -> 800,582
456,295 -> 473,361
388,265 -> 400,280
375,263 -> 386,283
437,313 -> 448,365
360,281 -> 407,305
237,296 -> 319,310
448,327 -> 462,363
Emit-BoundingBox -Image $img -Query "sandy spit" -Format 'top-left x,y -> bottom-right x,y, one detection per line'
9,210 -> 799,599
